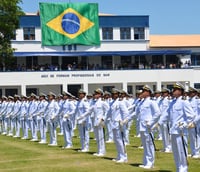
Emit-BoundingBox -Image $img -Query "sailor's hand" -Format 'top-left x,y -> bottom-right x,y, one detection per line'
188,122 -> 195,128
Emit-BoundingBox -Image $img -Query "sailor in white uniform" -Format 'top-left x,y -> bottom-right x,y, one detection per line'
36,93 -> 48,144
75,89 -> 90,152
160,83 -> 195,172
45,92 -> 60,146
108,88 -> 129,163
187,86 -> 200,158
61,91 -> 76,149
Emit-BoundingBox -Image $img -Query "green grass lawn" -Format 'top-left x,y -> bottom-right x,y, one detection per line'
0,125 -> 199,172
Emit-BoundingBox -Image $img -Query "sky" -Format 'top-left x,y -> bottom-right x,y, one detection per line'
19,0 -> 200,35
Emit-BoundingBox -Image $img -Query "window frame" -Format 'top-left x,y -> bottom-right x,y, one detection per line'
102,27 -> 113,40
120,27 -> 131,40
23,27 -> 35,40
134,27 -> 145,40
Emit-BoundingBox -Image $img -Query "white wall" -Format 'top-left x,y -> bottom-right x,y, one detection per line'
12,27 -> 149,53
0,69 -> 199,95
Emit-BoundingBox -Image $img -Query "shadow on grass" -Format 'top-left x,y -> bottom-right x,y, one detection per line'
130,163 -> 172,172
102,157 -> 114,161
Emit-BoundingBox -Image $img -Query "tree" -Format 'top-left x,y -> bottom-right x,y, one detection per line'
0,0 -> 24,71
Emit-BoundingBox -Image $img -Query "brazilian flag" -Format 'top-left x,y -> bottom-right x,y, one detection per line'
39,3 -> 100,46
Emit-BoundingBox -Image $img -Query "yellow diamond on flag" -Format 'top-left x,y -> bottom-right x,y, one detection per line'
46,8 -> 94,39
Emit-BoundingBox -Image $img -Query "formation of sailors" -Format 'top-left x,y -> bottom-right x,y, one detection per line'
0,83 -> 199,172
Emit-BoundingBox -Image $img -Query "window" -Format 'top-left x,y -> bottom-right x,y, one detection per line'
166,55 -> 180,68
121,56 -> 132,69
51,56 -> 59,66
61,56 -> 77,70
102,27 -> 113,40
191,54 -> 200,66
23,27 -> 35,40
127,85 -> 133,94
26,56 -> 38,70
194,83 -> 200,89
135,85 -> 143,91
101,56 -> 113,69
166,85 -> 173,91
134,27 -> 145,40
5,89 -> 18,97
120,27 -> 131,40
103,86 -> 115,93
68,84 -> 82,97
135,55 -> 146,68
26,88 -> 38,96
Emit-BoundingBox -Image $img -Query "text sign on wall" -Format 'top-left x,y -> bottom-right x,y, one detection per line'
41,73 -> 110,78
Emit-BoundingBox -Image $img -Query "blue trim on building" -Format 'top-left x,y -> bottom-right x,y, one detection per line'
19,15 -> 149,28
20,16 -> 41,27
14,50 -> 191,57
99,16 -> 149,27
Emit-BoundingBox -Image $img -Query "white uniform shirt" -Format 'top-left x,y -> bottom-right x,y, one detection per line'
164,96 -> 195,134
136,97 -> 161,132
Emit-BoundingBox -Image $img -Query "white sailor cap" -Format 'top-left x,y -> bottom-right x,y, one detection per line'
189,86 -> 198,93
172,82 -> 185,91
30,93 -> 37,97
62,91 -> 72,97
161,87 -> 170,93
111,88 -> 120,94
78,89 -> 86,94
14,94 -> 21,99
94,88 -> 104,95
8,96 -> 14,100
48,91 -> 56,97
2,95 -> 7,99
142,85 -> 153,94
104,91 -> 111,96
39,93 -> 47,97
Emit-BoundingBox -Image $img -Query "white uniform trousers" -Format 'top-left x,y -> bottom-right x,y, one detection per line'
9,118 -> 15,135
160,122 -> 171,151
122,125 -> 130,145
188,127 -> 199,156
113,128 -> 127,161
1,117 -> 6,134
4,117 -> 10,135
140,131 -> 155,167
78,123 -> 89,151
63,119 -> 73,147
94,125 -> 106,154
39,117 -> 47,142
21,118 -> 29,139
15,117 -> 21,137
30,117 -> 38,140
171,134 -> 188,172
105,119 -> 113,141
58,117 -> 63,134
49,120 -> 58,145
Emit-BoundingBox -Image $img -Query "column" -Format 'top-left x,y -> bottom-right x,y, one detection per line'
163,55 -> 166,68
21,84 -> 26,96
58,56 -> 62,71
83,83 -> 88,94
156,82 -> 162,91
122,82 -> 128,92
62,84 -> 67,92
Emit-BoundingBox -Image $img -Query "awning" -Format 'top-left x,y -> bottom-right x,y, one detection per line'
14,50 -> 191,57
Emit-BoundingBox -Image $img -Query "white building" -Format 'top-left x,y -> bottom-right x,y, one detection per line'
1,13 -> 200,97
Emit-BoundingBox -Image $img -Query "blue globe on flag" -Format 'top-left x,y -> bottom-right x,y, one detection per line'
62,13 -> 80,34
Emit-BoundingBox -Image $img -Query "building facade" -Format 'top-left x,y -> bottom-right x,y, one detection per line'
1,14 -> 200,97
